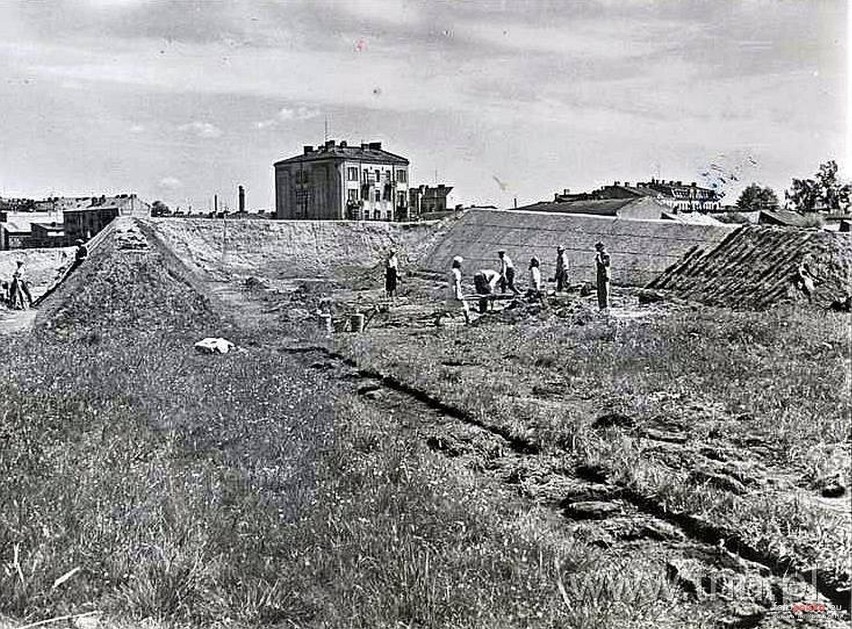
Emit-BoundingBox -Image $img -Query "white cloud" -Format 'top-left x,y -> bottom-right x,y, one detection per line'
158,176 -> 182,189
178,120 -> 222,138
254,105 -> 320,129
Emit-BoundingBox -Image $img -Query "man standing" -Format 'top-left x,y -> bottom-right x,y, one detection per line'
9,260 -> 33,310
436,256 -> 470,326
555,245 -> 569,292
595,242 -> 611,311
384,249 -> 399,302
497,250 -> 519,295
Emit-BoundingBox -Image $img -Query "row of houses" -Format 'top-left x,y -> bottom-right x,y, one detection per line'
0,194 -> 151,250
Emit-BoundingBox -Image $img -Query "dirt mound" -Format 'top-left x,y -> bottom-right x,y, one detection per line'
648,225 -> 852,310
147,218 -> 438,280
0,247 -> 75,299
419,209 -> 735,286
36,218 -> 219,338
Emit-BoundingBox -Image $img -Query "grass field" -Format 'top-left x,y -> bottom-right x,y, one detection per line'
1,219 -> 848,628
0,225 -> 716,629
338,301 -> 852,593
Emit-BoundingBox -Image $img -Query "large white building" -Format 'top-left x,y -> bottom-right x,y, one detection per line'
274,140 -> 410,221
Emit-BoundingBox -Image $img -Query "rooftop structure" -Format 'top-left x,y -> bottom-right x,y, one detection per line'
556,179 -> 723,212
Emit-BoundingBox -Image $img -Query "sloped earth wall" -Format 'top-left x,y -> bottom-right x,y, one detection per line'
148,218 -> 438,279
649,225 -> 852,310
418,209 -> 736,286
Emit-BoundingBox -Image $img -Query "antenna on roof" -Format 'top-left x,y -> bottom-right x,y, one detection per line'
324,115 -> 329,143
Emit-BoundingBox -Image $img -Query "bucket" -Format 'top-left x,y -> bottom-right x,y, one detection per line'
349,313 -> 365,333
317,313 -> 332,334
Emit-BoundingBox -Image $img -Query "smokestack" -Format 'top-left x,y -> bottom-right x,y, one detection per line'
214,194 -> 218,214
238,185 -> 245,213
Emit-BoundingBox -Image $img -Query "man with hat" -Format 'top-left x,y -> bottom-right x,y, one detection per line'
554,245 -> 569,292
594,241 -> 611,310
497,249 -> 519,296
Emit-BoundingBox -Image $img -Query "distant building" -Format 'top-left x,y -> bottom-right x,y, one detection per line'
409,184 -> 453,218
0,214 -> 61,250
274,140 -> 410,221
514,197 -> 670,221
63,194 -> 151,241
557,179 -> 722,212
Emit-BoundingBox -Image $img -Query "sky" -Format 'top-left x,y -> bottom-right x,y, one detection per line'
0,0 -> 847,211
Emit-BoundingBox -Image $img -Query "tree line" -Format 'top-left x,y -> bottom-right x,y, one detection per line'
736,160 -> 850,213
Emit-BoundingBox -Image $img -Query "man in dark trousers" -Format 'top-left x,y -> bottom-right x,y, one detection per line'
554,245 -> 569,292
595,242 -> 611,311
497,250 -> 519,295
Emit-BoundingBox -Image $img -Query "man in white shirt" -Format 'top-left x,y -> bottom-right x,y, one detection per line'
473,268 -> 501,313
497,250 -> 519,295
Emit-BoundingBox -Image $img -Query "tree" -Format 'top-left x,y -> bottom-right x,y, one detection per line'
735,184 -> 779,212
786,160 -> 851,212
151,200 -> 170,217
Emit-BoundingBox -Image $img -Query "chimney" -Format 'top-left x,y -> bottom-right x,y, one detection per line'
614,181 -> 620,186
303,145 -> 313,154
368,141 -> 382,150
624,182 -> 630,187
238,185 -> 245,213
691,181 -> 697,187
339,140 -> 347,148
361,142 -> 369,149
676,180 -> 682,186
563,188 -> 570,195
325,139 -> 336,149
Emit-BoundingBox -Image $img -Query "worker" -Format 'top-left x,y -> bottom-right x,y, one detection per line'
497,250 -> 519,295
554,245 -> 569,292
385,249 -> 399,302
436,256 -> 470,326
74,239 -> 89,266
594,242 -> 611,311
473,268 -> 501,313
9,261 -> 32,310
793,263 -> 815,303
528,257 -> 544,301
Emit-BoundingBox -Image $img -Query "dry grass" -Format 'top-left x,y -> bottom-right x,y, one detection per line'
336,302 -> 852,588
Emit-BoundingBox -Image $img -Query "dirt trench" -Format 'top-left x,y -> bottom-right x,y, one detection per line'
139,222 -> 849,628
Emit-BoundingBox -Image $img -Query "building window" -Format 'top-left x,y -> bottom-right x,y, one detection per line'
347,189 -> 359,202
374,190 -> 381,202
397,191 -> 406,206
347,167 -> 359,181
397,170 -> 407,183
373,209 -> 381,220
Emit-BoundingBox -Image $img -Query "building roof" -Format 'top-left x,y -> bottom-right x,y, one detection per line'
758,209 -> 809,227
660,211 -> 723,225
1,215 -> 60,234
275,141 -> 409,167
516,198 -> 643,216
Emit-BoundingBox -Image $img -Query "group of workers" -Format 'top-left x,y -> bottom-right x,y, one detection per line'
438,242 -> 612,325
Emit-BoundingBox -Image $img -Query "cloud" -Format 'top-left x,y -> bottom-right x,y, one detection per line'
158,176 -> 182,189
178,120 -> 222,138
254,105 -> 321,129
129,123 -> 145,133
